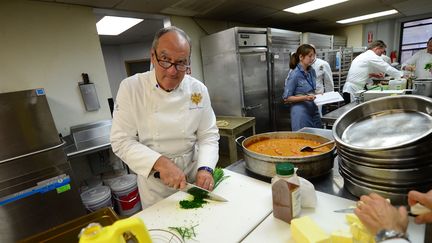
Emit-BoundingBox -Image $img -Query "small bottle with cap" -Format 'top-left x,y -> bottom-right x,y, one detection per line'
271,162 -> 301,223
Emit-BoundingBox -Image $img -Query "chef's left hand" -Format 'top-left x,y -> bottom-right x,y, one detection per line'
195,170 -> 214,191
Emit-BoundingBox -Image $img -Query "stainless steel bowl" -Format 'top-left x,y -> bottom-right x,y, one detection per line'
333,95 -> 432,202
237,132 -> 336,178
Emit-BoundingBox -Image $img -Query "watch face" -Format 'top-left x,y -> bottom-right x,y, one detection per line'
375,229 -> 408,242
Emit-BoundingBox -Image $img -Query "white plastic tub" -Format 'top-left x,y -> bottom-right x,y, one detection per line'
80,186 -> 112,212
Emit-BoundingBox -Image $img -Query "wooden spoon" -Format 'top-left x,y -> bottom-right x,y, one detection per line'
300,140 -> 335,152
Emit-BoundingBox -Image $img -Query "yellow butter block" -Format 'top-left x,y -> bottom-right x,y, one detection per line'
345,214 -> 360,225
346,215 -> 375,243
291,216 -> 330,243
331,230 -> 353,243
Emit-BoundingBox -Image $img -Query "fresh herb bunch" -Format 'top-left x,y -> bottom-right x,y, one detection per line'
179,187 -> 209,209
168,224 -> 198,241
178,167 -> 229,209
213,167 -> 229,189
425,63 -> 432,71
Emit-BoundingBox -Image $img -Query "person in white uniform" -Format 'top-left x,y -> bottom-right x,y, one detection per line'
355,190 -> 432,242
110,26 -> 219,209
311,57 -> 334,116
402,37 -> 432,79
312,57 -> 334,94
342,40 -> 403,103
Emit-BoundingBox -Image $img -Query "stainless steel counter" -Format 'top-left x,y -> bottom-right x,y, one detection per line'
63,120 -> 112,158
321,102 -> 358,128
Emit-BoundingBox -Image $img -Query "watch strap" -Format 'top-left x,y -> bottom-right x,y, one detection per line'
197,166 -> 213,174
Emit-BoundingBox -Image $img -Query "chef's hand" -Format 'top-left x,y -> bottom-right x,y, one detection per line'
153,155 -> 186,189
404,65 -> 416,72
305,94 -> 316,101
369,72 -> 385,78
354,193 -> 408,235
195,170 -> 214,191
408,190 -> 432,224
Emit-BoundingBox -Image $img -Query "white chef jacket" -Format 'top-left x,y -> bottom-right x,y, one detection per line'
402,49 -> 432,79
110,70 -> 219,208
343,50 -> 403,101
312,58 -> 334,94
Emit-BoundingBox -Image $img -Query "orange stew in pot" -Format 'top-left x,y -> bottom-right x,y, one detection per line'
246,138 -> 331,157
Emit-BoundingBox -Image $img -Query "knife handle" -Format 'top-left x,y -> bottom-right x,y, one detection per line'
154,172 -> 160,178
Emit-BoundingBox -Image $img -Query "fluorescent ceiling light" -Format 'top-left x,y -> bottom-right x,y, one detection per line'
284,0 -> 348,14
337,9 -> 398,24
96,16 -> 143,35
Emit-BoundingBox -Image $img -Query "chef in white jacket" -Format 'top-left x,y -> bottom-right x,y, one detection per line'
402,37 -> 432,79
312,57 -> 334,94
343,40 -> 403,103
110,26 -> 219,208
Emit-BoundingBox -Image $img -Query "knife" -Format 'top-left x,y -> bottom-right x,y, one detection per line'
154,172 -> 228,202
334,203 -> 431,215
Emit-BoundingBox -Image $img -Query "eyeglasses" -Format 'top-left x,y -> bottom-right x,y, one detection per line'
154,51 -> 190,72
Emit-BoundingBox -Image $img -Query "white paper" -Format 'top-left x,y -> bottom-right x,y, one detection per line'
314,91 -> 344,106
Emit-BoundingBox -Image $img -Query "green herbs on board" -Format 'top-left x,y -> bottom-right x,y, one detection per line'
168,224 -> 198,241
178,167 -> 229,209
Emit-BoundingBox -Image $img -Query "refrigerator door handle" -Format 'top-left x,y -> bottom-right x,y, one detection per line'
0,140 -> 66,164
243,103 -> 263,111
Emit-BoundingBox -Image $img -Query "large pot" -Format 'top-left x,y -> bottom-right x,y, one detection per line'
236,132 -> 336,179
413,79 -> 432,97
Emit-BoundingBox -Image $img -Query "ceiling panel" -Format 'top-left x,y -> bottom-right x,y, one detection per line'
33,0 -> 432,44
114,0 -> 179,14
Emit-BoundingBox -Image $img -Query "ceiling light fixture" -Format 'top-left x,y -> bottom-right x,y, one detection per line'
96,16 -> 143,35
337,9 -> 398,24
284,0 -> 348,14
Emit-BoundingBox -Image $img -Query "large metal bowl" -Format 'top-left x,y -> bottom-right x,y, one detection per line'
333,95 -> 432,203
236,132 -> 336,179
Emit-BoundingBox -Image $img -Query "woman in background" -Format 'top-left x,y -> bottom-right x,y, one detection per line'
283,44 -> 322,131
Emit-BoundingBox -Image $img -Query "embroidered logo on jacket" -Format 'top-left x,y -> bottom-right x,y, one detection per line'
190,92 -> 202,105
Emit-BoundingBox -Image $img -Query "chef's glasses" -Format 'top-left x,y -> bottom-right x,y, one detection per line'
154,51 -> 190,72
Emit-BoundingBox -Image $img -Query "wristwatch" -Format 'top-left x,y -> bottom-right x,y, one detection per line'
375,229 -> 410,242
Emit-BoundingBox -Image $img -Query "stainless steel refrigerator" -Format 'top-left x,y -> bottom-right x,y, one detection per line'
0,89 -> 86,242
201,27 -> 301,132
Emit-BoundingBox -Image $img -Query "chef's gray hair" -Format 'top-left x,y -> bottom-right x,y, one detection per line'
151,26 -> 192,54
368,40 -> 387,50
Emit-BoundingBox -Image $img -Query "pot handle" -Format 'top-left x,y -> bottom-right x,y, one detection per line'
235,136 -> 246,147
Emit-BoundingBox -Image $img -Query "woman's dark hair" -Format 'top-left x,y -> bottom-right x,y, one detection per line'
289,44 -> 316,69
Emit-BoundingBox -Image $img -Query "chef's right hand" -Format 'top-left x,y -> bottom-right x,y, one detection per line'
404,65 -> 416,72
408,190 -> 432,224
153,155 -> 187,190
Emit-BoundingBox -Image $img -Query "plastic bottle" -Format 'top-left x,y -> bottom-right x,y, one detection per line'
79,217 -> 151,243
335,51 -> 341,70
388,78 -> 407,90
271,163 -> 301,223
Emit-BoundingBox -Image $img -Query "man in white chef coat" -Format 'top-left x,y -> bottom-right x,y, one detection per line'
342,40 -> 403,103
311,57 -> 334,116
402,37 -> 432,79
110,26 -> 220,208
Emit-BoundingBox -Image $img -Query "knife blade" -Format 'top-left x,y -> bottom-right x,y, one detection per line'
181,182 -> 228,202
154,172 -> 228,202
334,207 -> 355,213
334,203 -> 431,215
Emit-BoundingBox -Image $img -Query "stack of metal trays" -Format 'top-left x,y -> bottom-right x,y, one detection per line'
333,95 -> 432,204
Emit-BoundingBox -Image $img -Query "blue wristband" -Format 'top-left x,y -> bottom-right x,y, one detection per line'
198,166 -> 213,174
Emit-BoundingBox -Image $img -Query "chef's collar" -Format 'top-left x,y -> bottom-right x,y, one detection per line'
150,70 -> 185,93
